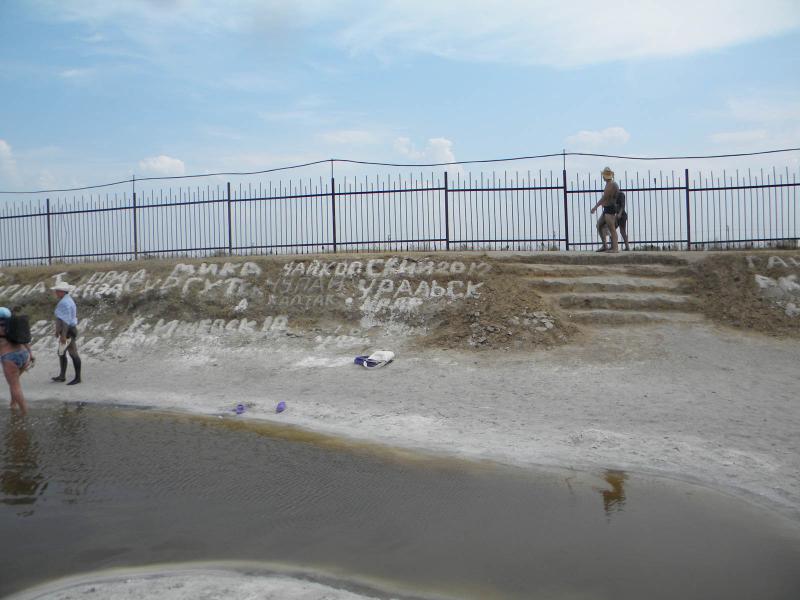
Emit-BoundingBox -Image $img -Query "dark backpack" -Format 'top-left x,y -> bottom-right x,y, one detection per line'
615,190 -> 626,214
5,315 -> 32,345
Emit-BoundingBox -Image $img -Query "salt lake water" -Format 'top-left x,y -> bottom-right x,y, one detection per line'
1,402 -> 799,599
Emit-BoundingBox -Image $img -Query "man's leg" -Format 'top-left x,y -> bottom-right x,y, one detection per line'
604,213 -> 619,251
52,353 -> 67,382
617,213 -> 630,250
66,341 -> 81,385
53,320 -> 67,382
620,223 -> 630,250
596,217 -> 609,250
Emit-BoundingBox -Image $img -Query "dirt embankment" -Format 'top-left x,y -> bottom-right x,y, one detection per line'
0,254 -> 570,360
685,251 -> 800,337
0,250 -> 798,360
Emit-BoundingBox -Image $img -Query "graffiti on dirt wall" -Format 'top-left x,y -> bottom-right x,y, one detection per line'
0,258 -> 489,306
0,262 -> 266,303
0,256 -> 492,353
266,258 -> 488,312
25,314 -> 291,358
746,255 -> 800,318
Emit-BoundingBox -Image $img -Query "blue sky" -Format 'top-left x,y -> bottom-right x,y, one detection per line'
1,0 -> 799,192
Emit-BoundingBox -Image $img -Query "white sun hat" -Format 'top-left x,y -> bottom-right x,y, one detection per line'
50,281 -> 74,293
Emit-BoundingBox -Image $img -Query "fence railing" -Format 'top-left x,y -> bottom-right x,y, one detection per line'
1,166 -> 798,265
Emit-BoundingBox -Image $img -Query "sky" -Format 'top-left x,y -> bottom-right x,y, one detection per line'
1,0 -> 800,193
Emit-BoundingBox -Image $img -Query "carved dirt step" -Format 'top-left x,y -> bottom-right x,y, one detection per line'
489,251 -> 690,267
566,308 -> 706,325
505,262 -> 691,278
550,292 -> 698,311
525,275 -> 688,293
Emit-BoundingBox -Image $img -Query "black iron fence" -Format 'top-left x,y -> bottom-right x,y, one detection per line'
1,165 -> 798,265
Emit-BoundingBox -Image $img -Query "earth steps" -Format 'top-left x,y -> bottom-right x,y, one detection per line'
495,253 -> 702,326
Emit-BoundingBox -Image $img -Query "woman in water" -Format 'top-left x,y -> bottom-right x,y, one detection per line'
0,306 -> 33,415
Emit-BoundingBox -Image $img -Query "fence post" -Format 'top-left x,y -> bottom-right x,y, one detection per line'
562,169 -> 570,251
132,189 -> 138,261
331,176 -> 337,253
444,171 -> 450,251
227,182 -> 233,255
685,168 -> 692,250
45,198 -> 52,265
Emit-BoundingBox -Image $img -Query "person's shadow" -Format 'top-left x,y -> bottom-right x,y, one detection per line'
1,413 -> 45,516
596,470 -> 628,517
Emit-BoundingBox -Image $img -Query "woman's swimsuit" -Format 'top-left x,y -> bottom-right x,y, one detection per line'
1,349 -> 30,369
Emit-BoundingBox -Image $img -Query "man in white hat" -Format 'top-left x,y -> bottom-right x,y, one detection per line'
590,167 -> 620,253
51,281 -> 81,385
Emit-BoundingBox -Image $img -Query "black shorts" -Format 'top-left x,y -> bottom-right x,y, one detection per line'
57,322 -> 78,340
617,211 -> 628,228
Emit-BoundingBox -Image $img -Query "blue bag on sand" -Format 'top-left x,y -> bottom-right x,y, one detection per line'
276,401 -> 286,413
354,350 -> 395,369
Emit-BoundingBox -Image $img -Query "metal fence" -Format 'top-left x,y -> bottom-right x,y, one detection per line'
1,165 -> 798,265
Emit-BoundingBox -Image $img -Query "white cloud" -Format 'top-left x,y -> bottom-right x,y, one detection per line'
320,129 -> 380,145
708,94 -> 800,150
726,97 -> 800,123
36,170 -> 59,190
425,138 -> 456,163
42,0 -> 339,31
709,130 -> 769,145
0,139 -> 19,182
38,1 -> 800,68
259,98 -> 333,124
80,32 -> 106,43
37,0 -> 341,56
138,155 -> 186,176
215,151 -> 326,173
259,110 -> 316,122
565,127 -> 631,150
223,73 -> 282,93
337,0 -> 800,67
394,137 -> 418,158
395,137 -> 456,163
59,68 -> 94,80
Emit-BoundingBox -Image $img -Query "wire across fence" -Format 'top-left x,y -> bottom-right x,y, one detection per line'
1,166 -> 798,266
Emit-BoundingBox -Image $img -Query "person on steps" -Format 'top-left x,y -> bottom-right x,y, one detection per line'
590,166 -> 620,253
598,191 -> 631,251
51,282 -> 82,385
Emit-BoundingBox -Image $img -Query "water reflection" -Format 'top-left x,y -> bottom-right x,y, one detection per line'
54,402 -> 90,503
0,413 -> 45,516
596,470 -> 628,516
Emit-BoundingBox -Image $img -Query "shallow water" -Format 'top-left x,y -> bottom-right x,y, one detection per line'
1,402 -> 799,599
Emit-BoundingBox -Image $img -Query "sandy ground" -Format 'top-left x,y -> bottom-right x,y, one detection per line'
7,564 -> 412,600
9,316 -> 800,599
